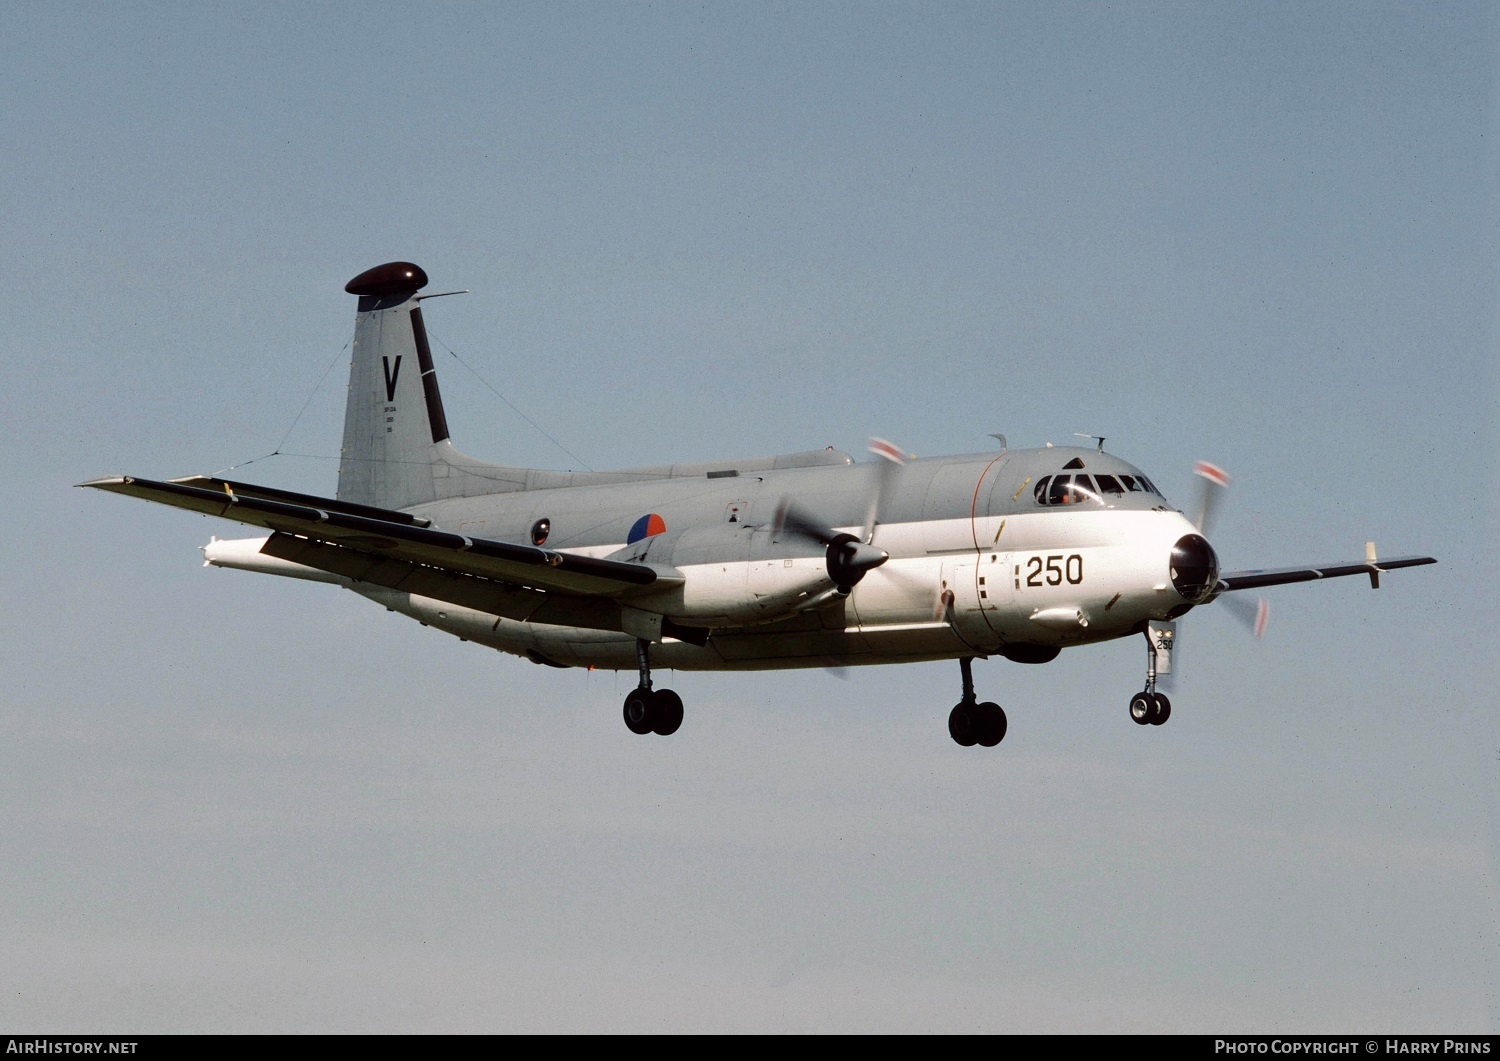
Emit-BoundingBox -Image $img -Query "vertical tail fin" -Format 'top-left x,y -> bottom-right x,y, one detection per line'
337,262 -> 448,509
338,262 -> 537,508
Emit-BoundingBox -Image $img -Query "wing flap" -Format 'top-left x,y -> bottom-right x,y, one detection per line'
80,475 -> 675,598
259,533 -> 621,629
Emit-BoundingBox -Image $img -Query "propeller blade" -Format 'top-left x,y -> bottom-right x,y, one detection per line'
770,504 -> 888,592
772,498 -> 836,546
1160,463 -> 1255,696
862,437 -> 907,544
770,436 -> 904,592
1164,592 -> 1266,694
1193,460 -> 1231,536
1218,593 -> 1269,639
775,437 -> 907,548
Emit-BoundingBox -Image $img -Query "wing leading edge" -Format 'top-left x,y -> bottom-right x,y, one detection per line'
1217,555 -> 1435,593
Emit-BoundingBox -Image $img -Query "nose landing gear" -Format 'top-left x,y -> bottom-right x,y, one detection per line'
1129,628 -> 1172,726
948,656 -> 1007,747
623,638 -> 684,736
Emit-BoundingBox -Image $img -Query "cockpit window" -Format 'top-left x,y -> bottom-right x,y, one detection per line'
1119,474 -> 1164,496
1035,473 -> 1102,506
1035,469 -> 1160,506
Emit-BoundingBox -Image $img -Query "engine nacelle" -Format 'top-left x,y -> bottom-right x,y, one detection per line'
629,523 -> 839,627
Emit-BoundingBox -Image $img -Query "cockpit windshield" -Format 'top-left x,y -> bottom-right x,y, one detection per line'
1036,474 -> 1096,505
1034,470 -> 1162,507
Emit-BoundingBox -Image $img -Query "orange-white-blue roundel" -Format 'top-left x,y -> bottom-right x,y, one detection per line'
627,513 -> 666,544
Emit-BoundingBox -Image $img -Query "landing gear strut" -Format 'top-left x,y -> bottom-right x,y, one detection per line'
622,638 -> 684,736
1129,630 -> 1171,726
948,656 -> 1006,747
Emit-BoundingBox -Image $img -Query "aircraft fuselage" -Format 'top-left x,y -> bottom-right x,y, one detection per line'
343,444 -> 1202,672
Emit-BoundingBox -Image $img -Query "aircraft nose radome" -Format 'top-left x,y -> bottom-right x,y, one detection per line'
1170,533 -> 1219,604
345,262 -> 429,297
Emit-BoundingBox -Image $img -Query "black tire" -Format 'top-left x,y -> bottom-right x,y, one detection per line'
623,688 -> 654,734
1149,692 -> 1171,726
1129,692 -> 1153,726
651,689 -> 684,736
975,701 -> 1007,747
948,702 -> 979,746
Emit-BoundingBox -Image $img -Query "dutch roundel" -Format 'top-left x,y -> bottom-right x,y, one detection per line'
627,513 -> 666,544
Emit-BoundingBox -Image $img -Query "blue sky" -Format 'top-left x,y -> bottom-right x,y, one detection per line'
2,2 -> 1496,1032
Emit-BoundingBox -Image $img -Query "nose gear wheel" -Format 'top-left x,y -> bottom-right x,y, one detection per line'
1129,691 -> 1171,726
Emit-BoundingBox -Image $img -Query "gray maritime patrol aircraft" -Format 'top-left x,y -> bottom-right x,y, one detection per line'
82,262 -> 1436,746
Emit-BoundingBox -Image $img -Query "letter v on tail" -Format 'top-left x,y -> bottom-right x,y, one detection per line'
382,355 -> 402,402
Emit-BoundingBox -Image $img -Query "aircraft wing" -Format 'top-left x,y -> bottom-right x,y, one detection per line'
1217,554 -> 1435,592
79,475 -> 679,598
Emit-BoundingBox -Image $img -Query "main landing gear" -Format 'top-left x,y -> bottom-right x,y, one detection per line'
622,638 -> 683,736
1130,629 -> 1171,727
948,656 -> 1007,747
